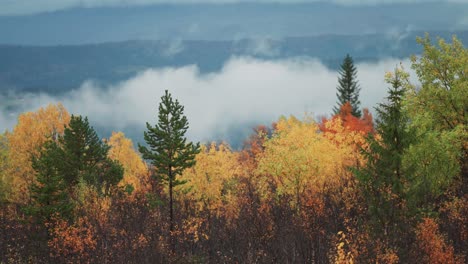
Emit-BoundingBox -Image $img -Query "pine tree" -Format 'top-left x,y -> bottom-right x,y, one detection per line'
26,140 -> 73,224
354,68 -> 415,258
60,115 -> 123,196
334,54 -> 362,117
138,90 -> 200,251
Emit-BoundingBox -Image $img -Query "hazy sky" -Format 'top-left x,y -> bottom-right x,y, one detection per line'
1,0 -> 466,15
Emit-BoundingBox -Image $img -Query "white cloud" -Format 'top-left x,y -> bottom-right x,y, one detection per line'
160,39 -> 185,57
1,0 -> 465,16
0,57 -> 416,145
245,38 -> 281,57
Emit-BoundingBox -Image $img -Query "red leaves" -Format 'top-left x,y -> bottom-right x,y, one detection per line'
320,102 -> 374,135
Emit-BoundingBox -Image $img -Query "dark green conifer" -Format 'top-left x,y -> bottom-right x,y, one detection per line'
60,115 -> 123,196
27,140 -> 73,223
139,90 -> 200,250
354,69 -> 415,259
334,54 -> 362,117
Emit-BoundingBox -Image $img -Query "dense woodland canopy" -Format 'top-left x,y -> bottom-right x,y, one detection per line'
0,35 -> 467,263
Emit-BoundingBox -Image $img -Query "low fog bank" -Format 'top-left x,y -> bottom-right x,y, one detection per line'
0,56 -> 416,148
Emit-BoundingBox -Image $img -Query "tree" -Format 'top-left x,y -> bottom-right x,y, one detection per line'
404,35 -> 467,257
60,115 -> 123,197
412,218 -> 462,264
0,133 -> 10,204
405,34 -> 467,195
257,115 -> 352,210
334,54 -> 362,117
177,142 -> 241,243
179,142 -> 240,216
26,140 -> 73,224
354,68 -> 415,259
138,90 -> 200,249
6,103 -> 70,203
107,132 -> 149,195
322,102 -> 374,135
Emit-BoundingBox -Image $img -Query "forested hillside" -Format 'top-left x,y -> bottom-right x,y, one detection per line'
1,31 -> 467,94
0,35 -> 466,263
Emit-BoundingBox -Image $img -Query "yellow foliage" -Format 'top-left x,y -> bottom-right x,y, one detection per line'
257,115 -> 356,208
178,142 -> 241,218
107,132 -> 149,194
182,217 -> 208,242
332,231 -> 356,264
6,103 -> 70,203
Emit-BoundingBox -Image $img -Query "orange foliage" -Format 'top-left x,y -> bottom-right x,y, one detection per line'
320,102 -> 374,135
440,196 -> 468,256
242,125 -> 268,159
6,103 -> 70,203
413,218 -> 462,264
48,216 -> 96,263
376,248 -> 399,264
238,125 -> 270,185
319,103 -> 373,170
238,125 -> 271,206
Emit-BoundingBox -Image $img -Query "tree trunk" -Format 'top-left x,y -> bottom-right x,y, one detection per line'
169,168 -> 175,254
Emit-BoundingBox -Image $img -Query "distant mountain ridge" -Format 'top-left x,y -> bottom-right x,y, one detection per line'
2,2 -> 466,45
0,30 -> 467,94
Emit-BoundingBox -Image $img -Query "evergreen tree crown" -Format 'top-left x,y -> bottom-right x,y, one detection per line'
334,54 -> 362,117
139,90 -> 200,183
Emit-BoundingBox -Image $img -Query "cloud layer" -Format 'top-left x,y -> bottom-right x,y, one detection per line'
1,57 -> 417,146
1,0 -> 464,16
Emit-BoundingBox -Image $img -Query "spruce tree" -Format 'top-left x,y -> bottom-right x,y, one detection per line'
354,69 -> 415,258
334,54 -> 362,117
26,116 -> 123,224
26,140 -> 73,224
60,115 -> 123,196
138,90 -> 200,250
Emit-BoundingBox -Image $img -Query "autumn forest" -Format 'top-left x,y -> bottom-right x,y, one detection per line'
0,35 -> 467,263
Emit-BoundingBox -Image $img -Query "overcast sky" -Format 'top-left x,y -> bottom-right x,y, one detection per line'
1,0 -> 466,45
1,0 -> 466,16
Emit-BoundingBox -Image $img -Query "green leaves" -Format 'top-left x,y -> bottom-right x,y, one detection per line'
408,34 -> 467,132
404,34 -> 467,206
404,130 -> 461,212
353,36 -> 467,261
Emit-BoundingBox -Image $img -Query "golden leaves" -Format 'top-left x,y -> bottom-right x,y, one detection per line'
178,142 -> 241,217
107,131 -> 149,195
256,115 -> 356,207
6,103 -> 70,203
